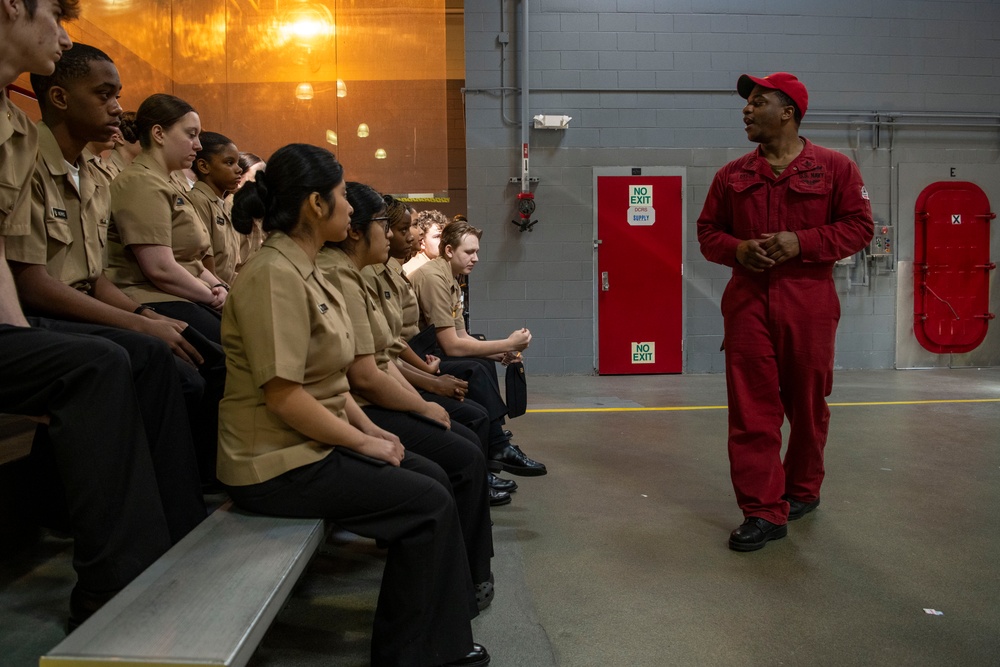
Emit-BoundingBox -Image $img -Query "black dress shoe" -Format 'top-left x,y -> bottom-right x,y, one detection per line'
489,443 -> 547,476
68,585 -> 118,633
728,517 -> 787,552
488,472 -> 517,493
786,496 -> 820,520
489,488 -> 511,506
443,643 -> 490,666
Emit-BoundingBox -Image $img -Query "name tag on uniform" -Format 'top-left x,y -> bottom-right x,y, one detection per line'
318,303 -> 328,314
216,216 -> 225,226
51,207 -> 68,219
175,197 -> 186,207
384,290 -> 391,300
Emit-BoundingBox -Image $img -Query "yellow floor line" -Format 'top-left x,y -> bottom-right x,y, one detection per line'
526,398 -> 1000,414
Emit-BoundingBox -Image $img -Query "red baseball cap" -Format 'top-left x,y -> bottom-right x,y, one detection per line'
737,72 -> 809,118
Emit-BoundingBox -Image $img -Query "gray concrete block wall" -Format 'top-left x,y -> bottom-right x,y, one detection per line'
463,0 -> 1000,374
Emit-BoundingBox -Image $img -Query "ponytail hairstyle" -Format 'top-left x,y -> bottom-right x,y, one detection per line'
135,93 -> 196,149
231,143 -> 344,237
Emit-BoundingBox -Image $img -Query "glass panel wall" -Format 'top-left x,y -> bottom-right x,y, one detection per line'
10,0 -> 455,202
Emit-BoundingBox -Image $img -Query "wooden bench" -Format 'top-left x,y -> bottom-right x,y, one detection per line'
41,501 -> 326,667
0,413 -> 35,466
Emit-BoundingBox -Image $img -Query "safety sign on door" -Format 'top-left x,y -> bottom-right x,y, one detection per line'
628,185 -> 655,226
631,342 -> 655,364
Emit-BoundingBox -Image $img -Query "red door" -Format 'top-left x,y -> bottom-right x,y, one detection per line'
913,181 -> 996,354
595,172 -> 684,374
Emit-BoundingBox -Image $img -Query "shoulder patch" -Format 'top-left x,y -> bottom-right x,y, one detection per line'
861,186 -> 870,200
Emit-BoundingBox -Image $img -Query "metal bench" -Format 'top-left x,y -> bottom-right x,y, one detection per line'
41,501 -> 325,667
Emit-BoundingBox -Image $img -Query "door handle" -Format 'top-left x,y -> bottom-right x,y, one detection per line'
601,272 -> 609,291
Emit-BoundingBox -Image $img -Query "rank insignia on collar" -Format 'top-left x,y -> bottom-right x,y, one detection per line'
176,197 -> 185,207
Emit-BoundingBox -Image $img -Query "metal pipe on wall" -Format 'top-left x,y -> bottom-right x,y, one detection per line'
520,0 -> 529,193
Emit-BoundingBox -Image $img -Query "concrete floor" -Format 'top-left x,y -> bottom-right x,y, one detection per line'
2,369 -> 999,666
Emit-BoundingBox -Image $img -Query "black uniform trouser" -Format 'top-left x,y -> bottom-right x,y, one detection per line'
144,301 -> 226,482
438,356 -> 512,455
26,318 -> 206,542
0,324 -> 178,593
225,449 -> 476,667
421,393 -> 490,457
361,405 -> 493,585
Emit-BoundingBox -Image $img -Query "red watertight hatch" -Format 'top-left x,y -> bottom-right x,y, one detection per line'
913,181 -> 996,354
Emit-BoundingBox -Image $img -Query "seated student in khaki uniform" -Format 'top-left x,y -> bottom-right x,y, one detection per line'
6,42 -> 207,524
105,93 -> 229,342
410,220 -> 547,476
221,143 -> 490,667
401,208 -> 447,276
365,195 -> 518,502
188,131 -> 243,285
0,2 -> 201,630
105,93 -> 228,481
316,183 -> 495,592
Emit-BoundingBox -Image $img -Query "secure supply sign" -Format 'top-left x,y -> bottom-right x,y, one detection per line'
628,185 -> 655,226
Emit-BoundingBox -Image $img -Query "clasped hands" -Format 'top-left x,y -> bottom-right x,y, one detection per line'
735,231 -> 800,272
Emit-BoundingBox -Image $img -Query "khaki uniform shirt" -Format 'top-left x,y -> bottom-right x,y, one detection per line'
106,152 -> 212,303
363,263 -> 404,359
170,170 -> 194,192
5,123 -> 110,293
0,96 -> 36,238
390,258 -> 421,343
411,256 -> 464,333
86,149 -> 116,187
106,150 -> 127,180
189,180 -> 240,285
367,258 -> 420,359
401,252 -> 430,277
218,232 -> 355,486
237,218 -> 266,272
316,247 -> 394,405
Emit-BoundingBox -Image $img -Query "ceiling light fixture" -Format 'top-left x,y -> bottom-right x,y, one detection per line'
295,82 -> 315,100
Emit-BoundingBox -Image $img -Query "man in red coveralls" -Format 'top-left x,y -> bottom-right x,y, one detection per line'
697,72 -> 874,552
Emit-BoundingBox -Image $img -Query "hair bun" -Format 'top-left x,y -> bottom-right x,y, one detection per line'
119,114 -> 139,144
254,169 -> 270,206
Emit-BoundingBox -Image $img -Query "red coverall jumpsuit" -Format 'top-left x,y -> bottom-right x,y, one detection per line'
697,139 -> 873,525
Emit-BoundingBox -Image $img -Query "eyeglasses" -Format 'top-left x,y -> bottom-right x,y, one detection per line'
370,215 -> 391,233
